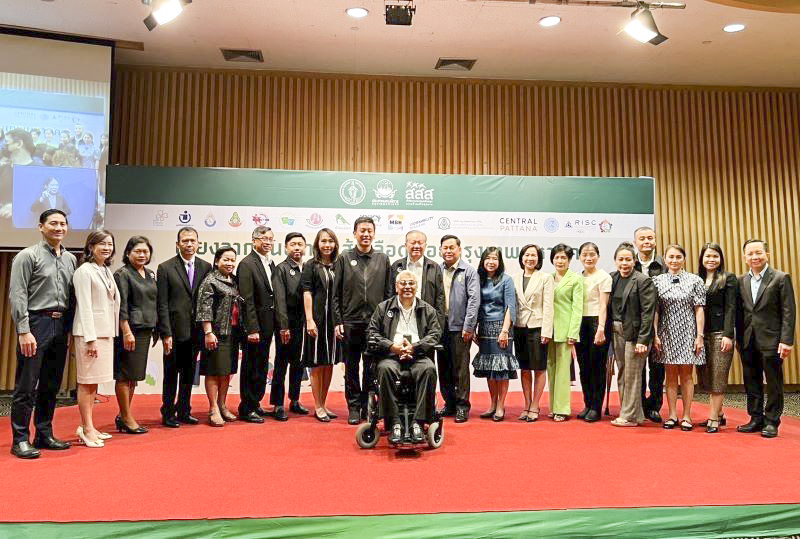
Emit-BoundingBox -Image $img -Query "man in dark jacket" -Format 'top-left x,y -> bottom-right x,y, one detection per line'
367,270 -> 442,444
333,216 -> 393,424
390,230 -> 445,328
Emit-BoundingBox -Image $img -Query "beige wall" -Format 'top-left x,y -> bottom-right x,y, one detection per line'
2,65 -> 798,388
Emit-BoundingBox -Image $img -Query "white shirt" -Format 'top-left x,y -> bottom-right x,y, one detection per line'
637,253 -> 653,273
255,251 -> 273,282
393,299 -> 420,345
749,264 -> 769,303
406,256 -> 424,299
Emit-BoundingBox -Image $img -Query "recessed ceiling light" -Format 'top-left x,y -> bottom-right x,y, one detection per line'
539,16 -> 561,27
723,23 -> 745,33
346,7 -> 369,18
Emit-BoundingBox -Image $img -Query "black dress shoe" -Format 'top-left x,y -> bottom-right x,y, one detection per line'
348,408 -> 361,425
455,408 -> 468,423
411,423 -> 425,443
240,412 -> 265,424
389,423 -> 402,444
645,410 -> 662,423
438,407 -> 457,417
737,419 -> 764,433
11,441 -> 40,459
33,434 -> 71,450
577,408 -> 589,420
314,411 -> 331,422
584,410 -> 601,422
290,401 -> 309,415
255,407 -> 269,417
177,414 -> 199,425
115,416 -> 148,434
162,416 -> 180,428
761,424 -> 779,438
272,406 -> 289,421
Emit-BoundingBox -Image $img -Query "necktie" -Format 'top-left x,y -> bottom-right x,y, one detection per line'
187,261 -> 194,288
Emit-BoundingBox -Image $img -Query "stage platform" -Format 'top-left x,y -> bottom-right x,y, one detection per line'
1,392 -> 799,538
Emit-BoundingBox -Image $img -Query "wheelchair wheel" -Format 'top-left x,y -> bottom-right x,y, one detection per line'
355,423 -> 380,449
426,421 -> 443,449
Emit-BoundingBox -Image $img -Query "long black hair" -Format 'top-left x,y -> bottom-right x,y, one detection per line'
478,246 -> 505,286
698,242 -> 726,286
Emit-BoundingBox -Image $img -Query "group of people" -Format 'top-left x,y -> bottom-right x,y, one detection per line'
7,209 -> 796,459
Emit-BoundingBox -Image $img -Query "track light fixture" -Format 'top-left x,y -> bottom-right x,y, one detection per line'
144,0 -> 192,31
385,0 -> 416,26
624,2 -> 669,45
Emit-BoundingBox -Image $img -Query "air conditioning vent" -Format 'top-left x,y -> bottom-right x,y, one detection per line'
435,58 -> 477,71
220,48 -> 264,63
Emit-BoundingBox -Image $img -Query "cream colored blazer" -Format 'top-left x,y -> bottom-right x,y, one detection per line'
513,271 -> 555,339
72,262 -> 121,341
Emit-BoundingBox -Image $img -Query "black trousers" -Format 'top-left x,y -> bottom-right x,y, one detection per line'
239,332 -> 273,415
741,345 -> 784,427
575,316 -> 609,413
270,327 -> 303,406
161,337 -> 200,418
377,357 -> 437,424
11,313 -> 68,445
438,329 -> 471,411
641,349 -> 664,413
342,321 -> 372,411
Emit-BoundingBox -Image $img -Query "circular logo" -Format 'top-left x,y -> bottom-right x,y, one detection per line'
387,310 -> 394,318
340,179 -> 366,206
290,269 -> 296,276
544,218 -> 559,233
350,259 -> 358,266
437,217 -> 451,230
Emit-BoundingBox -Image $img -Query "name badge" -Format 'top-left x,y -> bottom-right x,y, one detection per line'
457,274 -> 464,283
290,269 -> 296,276
387,310 -> 394,318
350,259 -> 358,266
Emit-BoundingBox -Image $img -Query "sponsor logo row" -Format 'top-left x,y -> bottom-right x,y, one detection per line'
340,178 -> 435,208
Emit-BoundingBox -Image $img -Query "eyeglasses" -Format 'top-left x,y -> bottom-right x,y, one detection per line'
398,280 -> 416,286
253,236 -> 274,242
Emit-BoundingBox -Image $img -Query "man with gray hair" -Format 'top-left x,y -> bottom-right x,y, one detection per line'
367,270 -> 441,444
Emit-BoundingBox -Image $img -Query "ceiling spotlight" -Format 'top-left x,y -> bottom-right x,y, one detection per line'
723,23 -> 746,33
346,7 -> 369,18
624,6 -> 667,45
385,1 -> 415,26
539,16 -> 561,27
144,0 -> 191,31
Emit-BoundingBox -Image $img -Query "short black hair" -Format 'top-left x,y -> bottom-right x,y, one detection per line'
177,227 -> 198,241
742,238 -> 769,253
579,242 -> 600,256
518,244 -> 544,270
122,235 -> 154,266
7,128 -> 34,155
284,232 -> 306,245
663,244 -> 686,258
213,245 -> 237,265
440,234 -> 461,246
549,243 -> 574,264
614,242 -> 636,259
39,209 -> 68,225
478,247 -> 505,286
82,229 -> 115,267
634,226 -> 655,237
353,216 -> 375,232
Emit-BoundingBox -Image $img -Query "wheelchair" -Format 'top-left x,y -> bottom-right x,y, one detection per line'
355,343 -> 444,450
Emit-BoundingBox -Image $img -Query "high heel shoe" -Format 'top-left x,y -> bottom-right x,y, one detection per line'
479,409 -> 497,419
706,419 -> 720,433
76,426 -> 104,448
96,431 -> 113,440
219,407 -> 237,422
115,416 -> 149,434
209,411 -> 224,427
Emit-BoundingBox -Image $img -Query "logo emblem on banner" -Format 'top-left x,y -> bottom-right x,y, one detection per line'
599,219 -> 613,233
153,210 -> 168,227
252,213 -> 269,226
204,214 -> 216,227
336,214 -> 349,226
438,217 -> 451,230
282,217 -> 295,225
229,212 -> 242,227
340,179 -> 366,206
544,218 -> 559,233
406,182 -> 435,206
388,214 -> 404,230
178,211 -> 191,224
372,180 -> 399,206
306,213 -> 324,228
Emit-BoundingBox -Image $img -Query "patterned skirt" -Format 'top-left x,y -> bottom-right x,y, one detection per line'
697,331 -> 733,393
472,320 -> 519,380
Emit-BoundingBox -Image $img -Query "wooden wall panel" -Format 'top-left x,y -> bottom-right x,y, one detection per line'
2,66 -> 799,388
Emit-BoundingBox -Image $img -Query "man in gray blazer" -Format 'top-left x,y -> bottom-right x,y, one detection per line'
438,235 -> 480,423
735,239 -> 796,438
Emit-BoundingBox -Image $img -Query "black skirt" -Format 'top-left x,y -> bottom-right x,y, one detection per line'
513,327 -> 547,371
200,334 -> 240,376
114,328 -> 153,382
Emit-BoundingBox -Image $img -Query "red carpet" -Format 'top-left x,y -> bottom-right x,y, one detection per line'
1,391 -> 800,523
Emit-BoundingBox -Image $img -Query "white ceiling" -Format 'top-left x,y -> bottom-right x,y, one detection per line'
1,0 -> 799,87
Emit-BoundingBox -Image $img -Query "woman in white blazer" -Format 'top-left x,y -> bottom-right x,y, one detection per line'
72,229 -> 120,447
513,244 -> 554,422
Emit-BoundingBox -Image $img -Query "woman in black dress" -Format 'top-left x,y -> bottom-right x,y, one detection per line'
113,236 -> 157,434
302,228 -> 341,422
696,242 -> 737,433
196,246 -> 243,427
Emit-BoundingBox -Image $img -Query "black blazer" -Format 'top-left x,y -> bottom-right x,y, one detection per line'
736,266 -> 796,354
156,255 -> 212,342
390,256 -> 446,327
704,272 -> 737,339
273,258 -> 304,330
236,250 -> 276,336
609,270 -> 657,346
301,259 -> 335,329
634,254 -> 666,277
367,296 -> 443,359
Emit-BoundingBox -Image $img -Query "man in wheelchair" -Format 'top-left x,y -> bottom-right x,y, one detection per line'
366,270 -> 442,444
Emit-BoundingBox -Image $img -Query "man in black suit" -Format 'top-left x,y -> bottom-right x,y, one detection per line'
272,232 -> 308,420
237,225 -> 276,423
633,226 -> 666,423
390,230 -> 445,325
156,227 -> 212,427
735,239 -> 796,438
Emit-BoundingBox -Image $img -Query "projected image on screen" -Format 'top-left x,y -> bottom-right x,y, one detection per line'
11,166 -> 99,230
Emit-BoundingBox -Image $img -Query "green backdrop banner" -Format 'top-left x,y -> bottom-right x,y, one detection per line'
3,504 -> 800,539
106,166 -> 655,214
